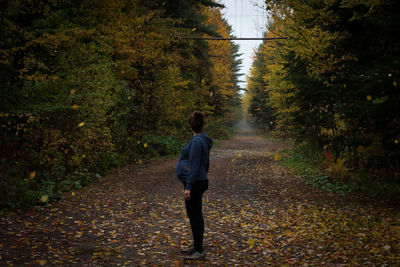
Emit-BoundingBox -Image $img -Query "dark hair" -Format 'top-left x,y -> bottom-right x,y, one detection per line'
189,111 -> 205,133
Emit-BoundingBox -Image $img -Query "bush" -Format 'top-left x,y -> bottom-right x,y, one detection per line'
98,153 -> 125,172
280,141 -> 399,199
141,134 -> 184,157
281,142 -> 355,196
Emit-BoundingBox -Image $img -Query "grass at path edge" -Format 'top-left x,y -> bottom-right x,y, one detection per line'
262,132 -> 400,202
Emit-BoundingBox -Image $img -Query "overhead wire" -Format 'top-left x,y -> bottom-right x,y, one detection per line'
180,0 -> 287,41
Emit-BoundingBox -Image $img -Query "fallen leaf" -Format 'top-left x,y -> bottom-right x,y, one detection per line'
29,171 -> 36,179
40,195 -> 49,203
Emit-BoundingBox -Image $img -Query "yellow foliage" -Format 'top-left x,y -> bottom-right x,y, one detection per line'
29,171 -> 36,179
326,158 -> 348,179
320,127 -> 334,137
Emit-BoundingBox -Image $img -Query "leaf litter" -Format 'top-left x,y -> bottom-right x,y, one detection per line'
0,131 -> 399,266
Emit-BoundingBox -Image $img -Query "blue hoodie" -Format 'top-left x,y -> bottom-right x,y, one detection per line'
176,133 -> 213,190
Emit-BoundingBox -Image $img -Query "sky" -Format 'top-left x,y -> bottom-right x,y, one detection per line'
219,0 -> 269,90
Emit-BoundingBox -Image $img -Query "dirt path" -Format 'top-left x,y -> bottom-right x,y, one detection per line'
1,120 -> 399,266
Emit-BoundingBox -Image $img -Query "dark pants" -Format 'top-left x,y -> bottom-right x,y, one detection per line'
184,180 -> 208,252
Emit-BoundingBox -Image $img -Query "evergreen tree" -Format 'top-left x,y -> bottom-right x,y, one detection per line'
248,0 -> 400,183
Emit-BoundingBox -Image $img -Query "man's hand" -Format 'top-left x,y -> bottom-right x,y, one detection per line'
184,190 -> 191,200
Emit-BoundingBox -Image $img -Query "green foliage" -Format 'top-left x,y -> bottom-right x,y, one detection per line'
306,175 -> 356,196
247,35 -> 277,130
98,153 -> 125,172
281,141 -> 399,200
247,0 -> 400,192
281,143 -> 355,196
142,134 -> 184,157
280,142 -> 324,178
350,172 -> 400,200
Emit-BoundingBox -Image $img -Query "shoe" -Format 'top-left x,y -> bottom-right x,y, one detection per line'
180,246 -> 196,255
184,251 -> 205,260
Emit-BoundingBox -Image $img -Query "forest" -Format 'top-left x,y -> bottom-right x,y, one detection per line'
0,0 -> 242,209
1,0 -> 400,265
1,0 -> 399,208
245,0 -> 400,198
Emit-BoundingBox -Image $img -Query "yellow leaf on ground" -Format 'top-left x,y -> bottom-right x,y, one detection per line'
40,195 -> 49,203
282,230 -> 293,237
36,260 -> 46,265
248,238 -> 255,247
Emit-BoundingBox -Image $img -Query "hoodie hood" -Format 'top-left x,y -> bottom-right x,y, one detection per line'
194,133 -> 213,151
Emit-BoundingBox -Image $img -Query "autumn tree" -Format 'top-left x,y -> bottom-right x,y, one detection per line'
0,0 -> 242,208
247,0 -> 400,189
202,6 -> 242,131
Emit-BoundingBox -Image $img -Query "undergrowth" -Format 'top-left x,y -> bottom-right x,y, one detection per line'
0,134 -> 184,211
279,143 -> 355,196
278,141 -> 400,200
1,125 -> 233,211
